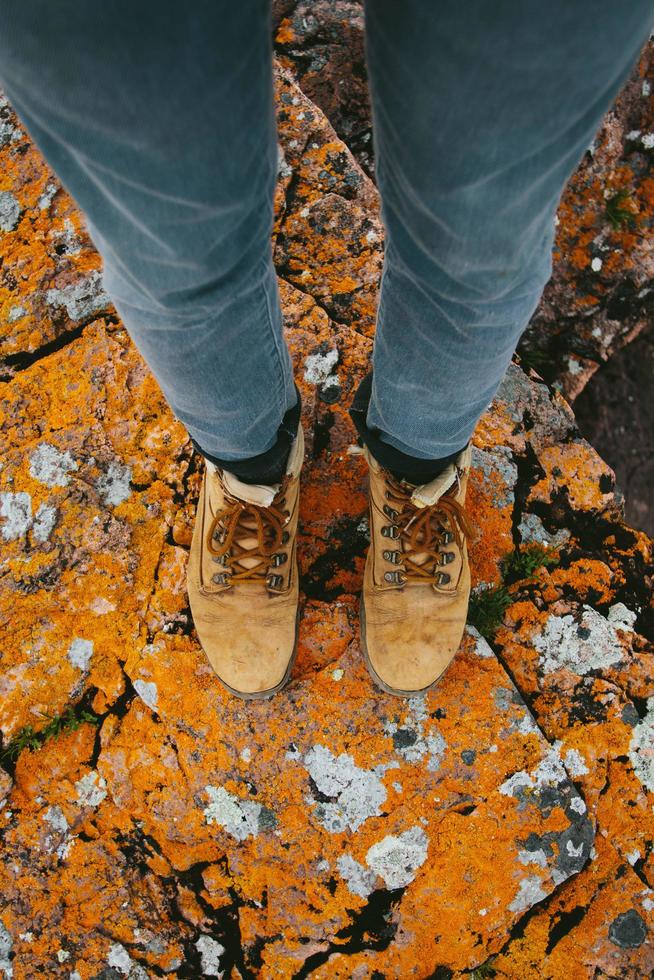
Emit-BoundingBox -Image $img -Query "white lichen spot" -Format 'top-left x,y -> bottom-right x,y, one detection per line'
0,190 -> 21,232
641,133 -> 654,149
29,443 -> 78,488
567,356 -> 583,376
566,840 -> 584,858
591,257 -> 603,272
240,747 -> 252,763
57,950 -> 70,963
90,596 -> 116,614
331,668 -> 344,681
195,935 -> 225,978
629,697 -> 654,793
643,80 -> 651,97
509,876 -> 547,913
607,602 -> 637,632
303,744 -> 387,833
7,305 -> 26,323
32,502 -> 57,543
466,625 -> 494,658
627,849 -> 641,865
45,269 -> 109,321
203,785 -> 266,841
107,942 -> 148,978
303,348 -> 339,384
500,743 -> 567,798
365,827 -> 429,890
133,679 -> 158,712
337,853 -> 376,898
570,796 -> 587,815
75,771 -> 107,808
0,491 -> 32,541
626,129 -> 642,141
96,460 -> 132,506
42,804 -> 74,860
0,921 -> 13,979
67,638 -> 94,671
533,605 -> 626,675
563,747 -> 589,776
518,848 -> 548,868
383,697 -> 447,771
642,896 -> 654,912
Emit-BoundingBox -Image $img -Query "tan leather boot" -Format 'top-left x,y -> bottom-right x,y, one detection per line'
358,441 -> 473,697
186,425 -> 304,699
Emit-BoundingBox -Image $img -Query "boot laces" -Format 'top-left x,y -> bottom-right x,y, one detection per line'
206,478 -> 291,591
383,472 -> 473,585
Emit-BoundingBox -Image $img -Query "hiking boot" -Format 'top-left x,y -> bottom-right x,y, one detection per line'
358,441 -> 473,696
186,425 -> 304,699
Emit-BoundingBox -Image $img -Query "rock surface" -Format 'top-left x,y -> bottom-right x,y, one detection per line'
1,31 -> 654,980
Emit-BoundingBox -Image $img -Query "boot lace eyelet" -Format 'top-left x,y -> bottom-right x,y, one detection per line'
383,549 -> 401,564
212,572 -> 230,585
381,524 -> 400,539
272,552 -> 287,566
384,570 -> 405,584
267,573 -> 284,589
383,504 -> 399,519
281,530 -> 290,544
439,551 -> 455,565
435,571 -> 450,586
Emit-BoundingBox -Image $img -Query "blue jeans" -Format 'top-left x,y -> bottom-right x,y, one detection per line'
1,1 -> 652,479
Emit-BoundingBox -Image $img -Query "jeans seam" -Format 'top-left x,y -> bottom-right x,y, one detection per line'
258,253 -> 292,423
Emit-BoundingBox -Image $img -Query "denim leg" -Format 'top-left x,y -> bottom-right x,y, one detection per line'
359,0 -> 654,460
0,1 -> 297,467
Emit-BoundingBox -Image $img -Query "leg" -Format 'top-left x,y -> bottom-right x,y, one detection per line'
355,0 -> 654,697
353,0 -> 654,472
0,0 -> 298,483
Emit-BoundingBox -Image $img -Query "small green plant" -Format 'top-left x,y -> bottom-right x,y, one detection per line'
0,705 -> 99,765
502,543 -> 559,584
605,188 -> 637,230
469,958 -> 498,979
516,346 -> 552,375
468,585 -> 512,640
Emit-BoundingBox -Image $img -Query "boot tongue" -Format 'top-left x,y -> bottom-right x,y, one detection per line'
409,464 -> 457,509
221,471 -> 280,508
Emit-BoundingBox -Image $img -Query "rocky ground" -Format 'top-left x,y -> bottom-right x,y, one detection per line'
1,9 -> 653,980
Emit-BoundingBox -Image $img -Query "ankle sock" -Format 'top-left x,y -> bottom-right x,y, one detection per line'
189,384 -> 302,486
348,371 -> 464,485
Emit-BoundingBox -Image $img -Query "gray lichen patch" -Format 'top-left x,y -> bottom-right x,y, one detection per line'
107,942 -> 149,978
0,491 -> 32,541
133,679 -> 158,713
337,853 -> 377,898
195,935 -> 226,977
42,805 -> 73,860
608,908 -> 648,949
383,696 -> 447,771
203,785 -> 276,841
466,625 -> 495,658
303,743 -> 387,833
304,348 -> 339,384
365,826 -> 429,890
96,460 -> 132,507
533,605 -> 627,675
45,269 -> 109,322
67,638 -> 94,672
629,697 -> 654,793
508,875 -> 547,913
518,512 -> 570,548
0,190 -> 20,232
29,442 -> 78,488
471,445 -> 517,510
74,771 -> 107,808
32,502 -> 57,543
0,921 -> 13,980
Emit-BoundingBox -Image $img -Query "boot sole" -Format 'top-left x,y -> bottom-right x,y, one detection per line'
215,603 -> 301,701
359,594 -> 444,699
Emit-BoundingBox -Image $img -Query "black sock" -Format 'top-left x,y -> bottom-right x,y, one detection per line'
190,384 -> 302,486
348,371 -> 463,485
